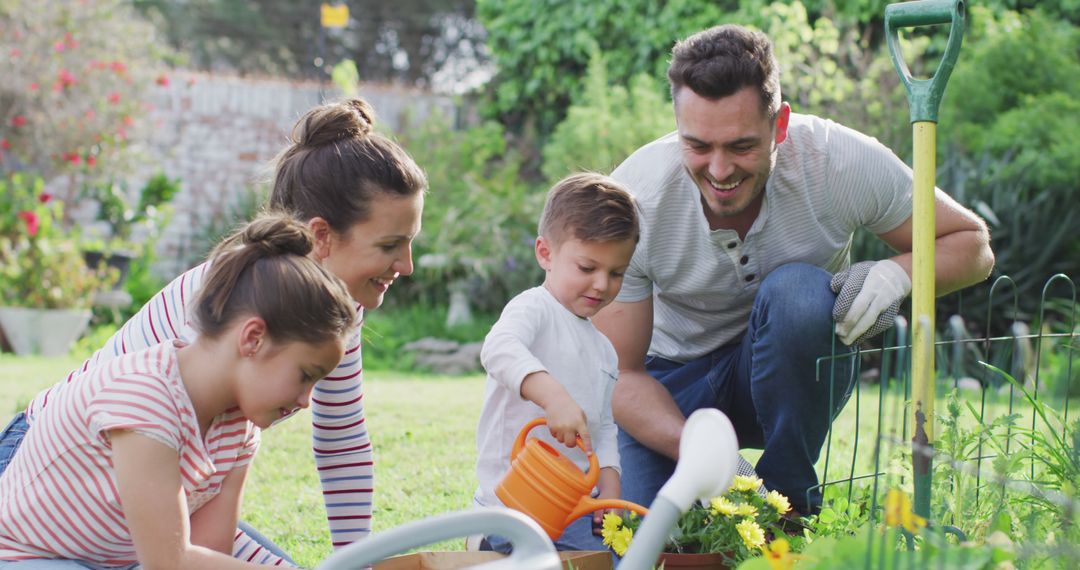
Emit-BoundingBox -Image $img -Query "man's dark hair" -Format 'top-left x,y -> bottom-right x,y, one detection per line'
667,24 -> 781,117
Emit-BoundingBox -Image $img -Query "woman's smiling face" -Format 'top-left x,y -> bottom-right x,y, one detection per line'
318,192 -> 423,309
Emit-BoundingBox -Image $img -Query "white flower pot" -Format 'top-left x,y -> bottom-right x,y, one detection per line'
0,306 -> 92,357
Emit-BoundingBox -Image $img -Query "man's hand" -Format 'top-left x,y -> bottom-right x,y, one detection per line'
831,259 -> 911,345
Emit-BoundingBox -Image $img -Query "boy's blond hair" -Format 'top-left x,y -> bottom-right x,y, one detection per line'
538,172 -> 639,245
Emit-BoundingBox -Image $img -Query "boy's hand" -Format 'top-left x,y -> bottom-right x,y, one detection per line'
593,467 -> 621,535
545,402 -> 591,452
520,371 -> 591,451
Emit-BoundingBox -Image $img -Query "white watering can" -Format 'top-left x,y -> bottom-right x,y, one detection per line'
316,408 -> 740,570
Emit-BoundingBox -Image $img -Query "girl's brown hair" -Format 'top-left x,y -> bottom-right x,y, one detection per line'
269,98 -> 428,233
192,211 -> 357,344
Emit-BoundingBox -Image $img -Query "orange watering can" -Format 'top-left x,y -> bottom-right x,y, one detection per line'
495,417 -> 649,539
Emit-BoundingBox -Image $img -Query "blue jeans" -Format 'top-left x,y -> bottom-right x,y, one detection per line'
0,412 -> 29,476
482,514 -> 609,554
618,263 -> 856,515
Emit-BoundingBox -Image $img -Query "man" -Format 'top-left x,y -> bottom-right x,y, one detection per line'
593,24 -> 994,515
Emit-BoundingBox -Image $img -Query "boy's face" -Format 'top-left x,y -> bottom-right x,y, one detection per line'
535,235 -> 637,319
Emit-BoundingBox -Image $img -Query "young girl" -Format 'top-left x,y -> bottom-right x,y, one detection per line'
0,213 -> 357,568
0,98 -> 427,563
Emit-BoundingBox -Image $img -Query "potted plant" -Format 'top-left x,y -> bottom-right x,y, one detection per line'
81,172 -> 180,290
600,475 -> 806,569
0,175 -> 117,356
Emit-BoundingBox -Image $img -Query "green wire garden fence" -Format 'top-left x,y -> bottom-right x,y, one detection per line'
805,273 -> 1079,568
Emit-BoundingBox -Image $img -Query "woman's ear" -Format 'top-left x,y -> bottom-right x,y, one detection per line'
535,235 -> 553,271
238,317 -> 268,357
308,217 -> 333,261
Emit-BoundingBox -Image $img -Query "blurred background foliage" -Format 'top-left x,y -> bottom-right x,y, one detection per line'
3,0 -> 1078,362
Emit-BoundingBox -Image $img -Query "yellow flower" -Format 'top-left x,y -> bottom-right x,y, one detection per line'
601,514 -> 633,556
608,527 -> 633,556
733,502 -> 758,517
601,513 -> 622,537
884,489 -> 926,533
761,538 -> 799,570
736,518 -> 766,549
710,496 -> 738,516
731,475 -> 763,493
765,490 -> 792,514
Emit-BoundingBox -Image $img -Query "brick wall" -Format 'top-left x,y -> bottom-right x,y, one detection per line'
121,71 -> 458,277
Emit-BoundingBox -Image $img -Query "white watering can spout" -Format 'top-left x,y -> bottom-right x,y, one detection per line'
618,409 -> 740,570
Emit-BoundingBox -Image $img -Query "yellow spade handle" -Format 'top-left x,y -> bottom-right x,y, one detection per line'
911,122 -> 936,444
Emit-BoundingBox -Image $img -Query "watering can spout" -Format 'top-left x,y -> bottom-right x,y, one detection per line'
495,417 -> 649,539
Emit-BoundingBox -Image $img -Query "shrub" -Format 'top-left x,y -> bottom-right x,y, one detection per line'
396,112 -> 544,313
0,0 -> 173,191
541,47 -> 673,183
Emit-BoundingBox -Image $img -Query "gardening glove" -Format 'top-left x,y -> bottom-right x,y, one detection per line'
831,259 -> 911,346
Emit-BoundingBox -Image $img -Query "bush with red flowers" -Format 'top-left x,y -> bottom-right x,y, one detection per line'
0,174 -> 116,309
0,0 -> 174,192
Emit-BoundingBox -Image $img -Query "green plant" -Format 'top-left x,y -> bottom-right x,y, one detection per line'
361,302 -> 498,372
0,0 -> 174,188
601,475 -> 801,566
397,112 -> 544,312
0,174 -> 116,309
91,172 -> 181,243
541,47 -> 673,183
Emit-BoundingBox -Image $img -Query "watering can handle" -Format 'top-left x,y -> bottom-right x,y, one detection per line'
511,417 -> 600,487
885,0 -> 965,123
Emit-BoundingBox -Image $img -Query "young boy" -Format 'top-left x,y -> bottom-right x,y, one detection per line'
474,172 -> 639,552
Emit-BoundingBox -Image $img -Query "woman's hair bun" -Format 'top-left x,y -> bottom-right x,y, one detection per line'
295,98 -> 376,148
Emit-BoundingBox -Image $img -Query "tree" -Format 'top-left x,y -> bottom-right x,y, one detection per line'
132,0 -> 488,90
0,0 -> 172,191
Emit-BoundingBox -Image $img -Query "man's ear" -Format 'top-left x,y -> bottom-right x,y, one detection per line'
535,235 -> 554,271
774,102 -> 791,145
238,317 -> 268,357
308,217 -> 333,261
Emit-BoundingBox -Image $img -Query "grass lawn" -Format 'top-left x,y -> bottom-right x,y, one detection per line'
1,354 -> 1065,567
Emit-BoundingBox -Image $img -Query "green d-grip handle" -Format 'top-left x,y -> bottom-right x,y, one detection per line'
885,0 -> 965,123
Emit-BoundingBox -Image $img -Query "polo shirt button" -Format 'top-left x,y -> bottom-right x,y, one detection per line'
745,274 -> 755,282
740,255 -> 749,265
727,242 -> 737,249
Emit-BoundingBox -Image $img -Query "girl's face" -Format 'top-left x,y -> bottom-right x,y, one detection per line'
238,336 -> 345,429
318,192 -> 424,310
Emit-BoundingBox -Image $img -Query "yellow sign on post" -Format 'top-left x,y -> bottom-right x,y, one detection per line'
321,3 -> 349,29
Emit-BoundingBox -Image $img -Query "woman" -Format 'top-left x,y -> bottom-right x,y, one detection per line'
0,98 -> 426,565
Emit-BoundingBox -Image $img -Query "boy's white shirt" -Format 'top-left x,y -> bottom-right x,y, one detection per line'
474,286 -> 621,507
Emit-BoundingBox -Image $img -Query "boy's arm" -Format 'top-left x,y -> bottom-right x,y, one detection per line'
189,464 -> 249,554
520,371 -> 591,452
111,430 -> 264,570
592,467 -> 623,532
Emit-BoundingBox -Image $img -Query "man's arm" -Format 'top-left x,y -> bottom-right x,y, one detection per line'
593,298 -> 685,460
877,188 -> 994,294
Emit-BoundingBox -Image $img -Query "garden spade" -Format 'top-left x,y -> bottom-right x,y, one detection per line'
884,0 -> 965,519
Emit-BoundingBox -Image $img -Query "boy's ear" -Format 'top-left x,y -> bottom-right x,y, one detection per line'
535,235 -> 553,271
238,317 -> 268,357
